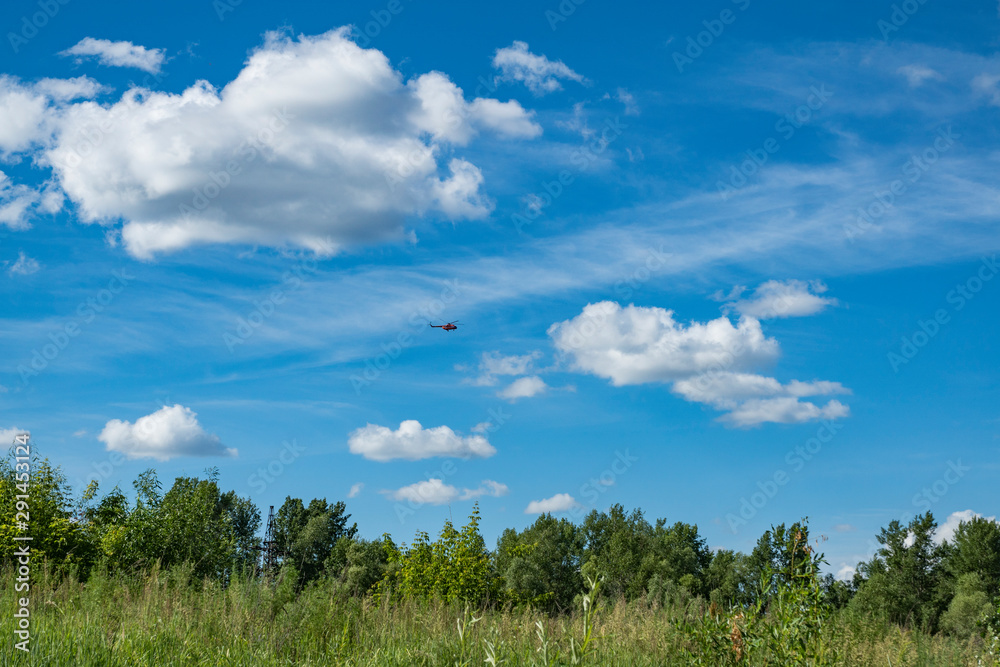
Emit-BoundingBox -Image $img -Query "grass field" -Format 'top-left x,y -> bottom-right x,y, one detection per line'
2,563 -> 996,666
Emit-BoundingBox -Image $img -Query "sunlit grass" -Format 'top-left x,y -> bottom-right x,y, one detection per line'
0,563 -> 994,666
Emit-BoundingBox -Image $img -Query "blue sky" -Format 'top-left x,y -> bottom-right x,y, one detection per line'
2,0 -> 998,579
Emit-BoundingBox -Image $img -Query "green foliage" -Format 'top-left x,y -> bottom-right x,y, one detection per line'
850,512 -> 947,631
945,516 -> 1000,598
939,573 -> 993,637
379,504 -> 498,606
0,453 -> 94,568
581,504 -> 653,600
274,496 -> 358,584
495,513 -> 584,611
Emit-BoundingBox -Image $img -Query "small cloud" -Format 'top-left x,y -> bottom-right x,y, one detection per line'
836,564 -> 856,581
525,493 -> 578,514
724,279 -> 836,319
897,64 -> 943,88
60,38 -> 166,74
385,478 -> 458,505
498,375 -> 548,401
972,73 -> 1000,106
348,420 -> 496,461
473,350 -> 542,386
383,478 -> 507,505
98,404 -> 235,461
0,427 -> 28,444
833,523 -> 857,533
348,482 -> 364,498
616,87 -> 639,115
719,397 -> 849,428
492,41 -> 586,95
73,429 -> 87,437
460,479 -> 509,500
35,76 -> 106,101
8,251 -> 39,276
556,102 -> 593,140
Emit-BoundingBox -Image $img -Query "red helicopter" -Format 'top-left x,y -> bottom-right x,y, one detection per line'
429,320 -> 460,331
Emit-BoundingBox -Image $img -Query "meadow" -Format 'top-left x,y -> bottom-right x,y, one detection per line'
1,561 -> 997,666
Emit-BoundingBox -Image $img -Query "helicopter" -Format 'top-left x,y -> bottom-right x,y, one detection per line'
429,320 -> 460,331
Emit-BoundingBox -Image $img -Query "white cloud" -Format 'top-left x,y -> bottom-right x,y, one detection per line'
0,427 -> 29,444
28,29 -> 539,258
98,404 -> 235,461
550,300 -> 850,427
836,564 -> 856,581
833,523 -> 857,533
348,482 -> 364,498
60,38 -> 167,74
474,350 -> 542,386
724,280 -> 836,319
0,77 -> 52,155
616,87 -> 639,115
348,419 -> 496,461
384,478 -> 507,505
407,72 -> 540,143
672,372 -> 848,407
387,478 -> 458,505
719,397 -> 849,427
35,76 -> 106,101
525,493 -> 578,514
8,251 -> 40,276
0,171 -> 62,229
897,64 -> 943,88
935,509 -> 999,544
460,479 -> 509,500
498,375 -> 548,400
549,301 -> 780,386
492,41 -> 585,95
972,73 -> 1000,106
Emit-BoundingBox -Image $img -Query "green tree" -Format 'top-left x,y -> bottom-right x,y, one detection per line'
851,512 -> 947,630
581,504 -> 654,600
0,453 -> 95,567
640,519 -> 713,602
380,505 -> 497,605
274,497 -> 358,584
944,516 -> 1000,598
495,513 -> 584,610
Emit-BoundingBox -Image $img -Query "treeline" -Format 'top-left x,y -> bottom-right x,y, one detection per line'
2,456 -> 999,641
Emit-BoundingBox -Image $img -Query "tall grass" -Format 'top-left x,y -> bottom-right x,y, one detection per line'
0,564 -> 993,666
